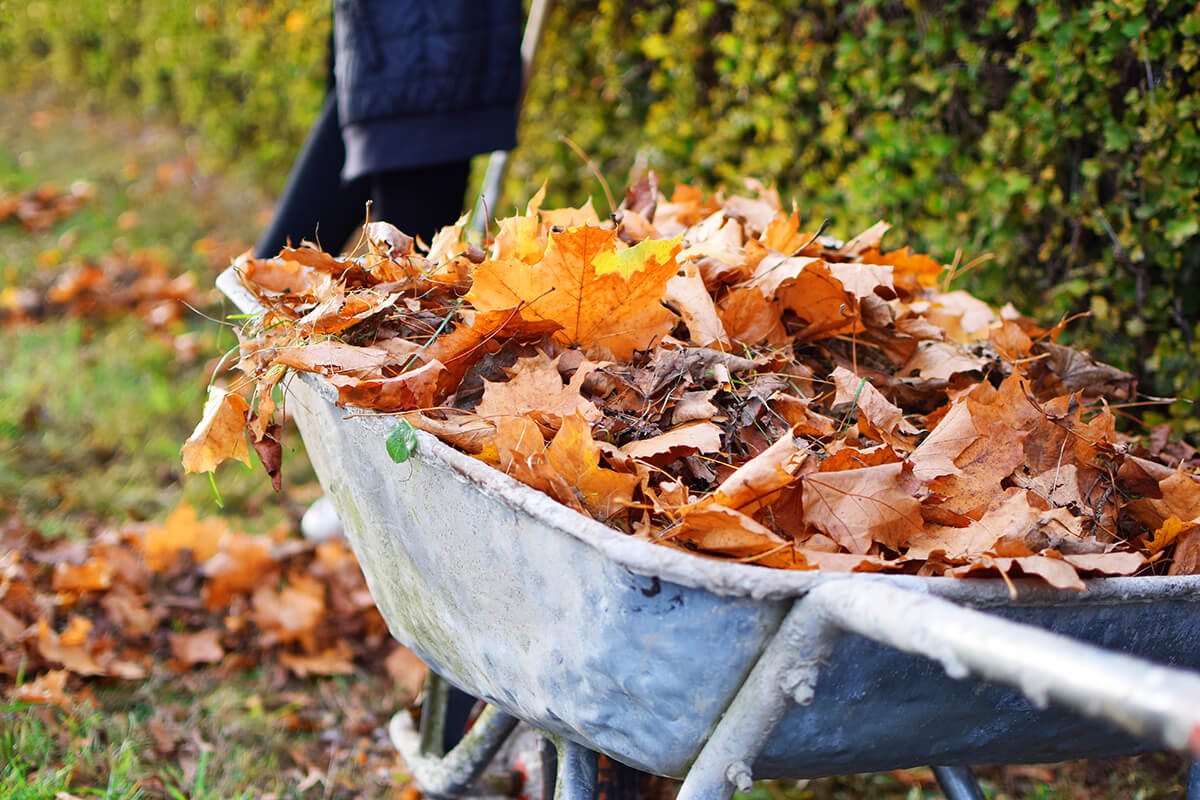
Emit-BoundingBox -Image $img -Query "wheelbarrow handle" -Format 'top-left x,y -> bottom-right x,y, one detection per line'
470,0 -> 552,235
681,579 -> 1200,800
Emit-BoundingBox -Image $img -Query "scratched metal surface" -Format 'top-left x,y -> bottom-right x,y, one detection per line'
219,267 -> 1200,779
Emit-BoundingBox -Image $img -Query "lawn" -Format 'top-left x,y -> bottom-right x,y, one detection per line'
0,88 -> 1192,799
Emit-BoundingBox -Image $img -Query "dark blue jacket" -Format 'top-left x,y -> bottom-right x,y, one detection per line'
333,0 -> 524,180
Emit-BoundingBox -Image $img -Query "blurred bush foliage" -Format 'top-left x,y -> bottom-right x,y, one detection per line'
2,0 -> 1196,434
0,2 -> 331,178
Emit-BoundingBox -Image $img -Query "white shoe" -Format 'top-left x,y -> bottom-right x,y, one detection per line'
301,496 -> 344,542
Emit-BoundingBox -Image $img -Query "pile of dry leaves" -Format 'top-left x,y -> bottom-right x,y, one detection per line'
184,175 -> 1200,591
0,180 -> 94,233
1,505 -> 426,706
1,246 -> 216,331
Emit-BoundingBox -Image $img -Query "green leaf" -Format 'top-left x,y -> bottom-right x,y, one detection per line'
386,420 -> 420,464
1165,217 -> 1199,246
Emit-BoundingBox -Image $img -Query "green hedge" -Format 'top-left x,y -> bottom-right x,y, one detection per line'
2,0 -> 1197,435
0,1 -> 330,177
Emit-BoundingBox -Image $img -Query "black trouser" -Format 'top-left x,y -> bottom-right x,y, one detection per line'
257,95 -> 480,748
254,94 -> 471,258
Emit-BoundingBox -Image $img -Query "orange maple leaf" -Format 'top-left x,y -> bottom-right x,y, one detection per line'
860,246 -> 945,290
1143,515 -> 1198,555
466,226 -> 682,359
542,414 -> 640,520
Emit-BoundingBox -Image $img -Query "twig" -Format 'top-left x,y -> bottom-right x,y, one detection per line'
558,135 -> 616,215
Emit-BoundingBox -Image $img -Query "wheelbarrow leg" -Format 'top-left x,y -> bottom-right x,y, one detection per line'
551,738 -> 599,800
931,765 -> 986,800
390,676 -> 520,799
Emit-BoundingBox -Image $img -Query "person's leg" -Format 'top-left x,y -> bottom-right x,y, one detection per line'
254,95 -> 371,258
368,160 -> 472,245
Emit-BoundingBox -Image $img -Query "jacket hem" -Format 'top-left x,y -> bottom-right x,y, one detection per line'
341,107 -> 519,181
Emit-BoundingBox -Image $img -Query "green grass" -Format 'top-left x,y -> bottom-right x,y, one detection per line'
2,700 -> 145,799
0,314 -> 315,536
1,670 -> 410,799
0,90 -> 316,537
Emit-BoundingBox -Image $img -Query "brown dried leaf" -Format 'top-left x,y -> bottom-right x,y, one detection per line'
181,388 -> 250,473
1061,552 -> 1145,576
672,505 -> 789,558
706,433 -> 813,515
280,643 -> 355,677
802,463 -> 924,553
907,487 -> 1043,561
475,352 -> 601,429
908,401 -> 980,481
621,421 -> 723,467
329,359 -> 447,411
1127,469 -> 1200,530
672,390 -> 720,425
168,630 -> 225,668
253,580 -> 324,651
37,620 -> 103,676
542,414 -> 640,519
297,290 -> 400,336
203,533 -> 276,610
664,263 -> 728,347
403,412 -> 495,455
1169,528 -> 1200,576
142,503 -> 227,570
771,260 -> 859,339
250,420 -> 283,491
836,221 -> 891,258
386,645 -> 429,699
717,286 -> 788,346
272,342 -> 399,378
12,669 -> 73,707
51,557 -> 114,593
424,308 -> 562,388
832,367 -> 918,437
902,341 -> 989,381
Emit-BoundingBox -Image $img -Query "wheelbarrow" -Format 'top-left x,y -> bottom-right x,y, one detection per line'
217,268 -> 1200,799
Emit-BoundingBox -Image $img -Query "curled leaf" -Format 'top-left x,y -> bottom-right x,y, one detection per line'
181,388 -> 250,474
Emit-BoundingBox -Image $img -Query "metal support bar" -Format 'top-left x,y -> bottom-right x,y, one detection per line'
932,765 -> 986,800
552,738 -> 599,800
679,579 -> 1200,800
676,597 -> 839,800
470,0 -> 552,235
390,703 -> 521,799
419,672 -> 452,757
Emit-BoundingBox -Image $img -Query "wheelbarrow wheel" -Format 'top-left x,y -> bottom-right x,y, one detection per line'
595,756 -> 641,800
596,756 -> 673,800
443,686 -> 479,753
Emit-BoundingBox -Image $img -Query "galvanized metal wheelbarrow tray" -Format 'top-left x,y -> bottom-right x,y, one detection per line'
218,268 -> 1200,799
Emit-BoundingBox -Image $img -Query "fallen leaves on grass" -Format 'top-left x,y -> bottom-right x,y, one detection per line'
1,507 -> 423,704
191,174 -> 1200,590
0,180 -> 94,232
0,246 -> 216,331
